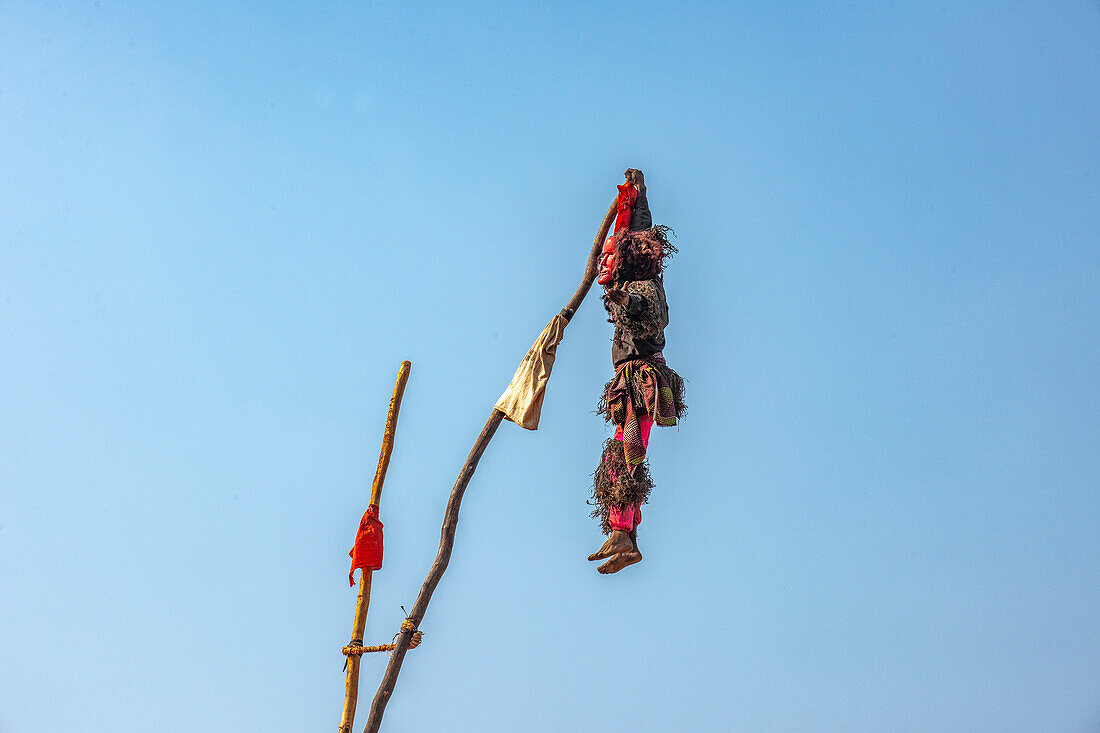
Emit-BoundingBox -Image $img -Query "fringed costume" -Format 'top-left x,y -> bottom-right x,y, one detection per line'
587,170 -> 686,574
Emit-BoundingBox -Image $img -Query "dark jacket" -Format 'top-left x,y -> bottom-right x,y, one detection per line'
610,276 -> 668,366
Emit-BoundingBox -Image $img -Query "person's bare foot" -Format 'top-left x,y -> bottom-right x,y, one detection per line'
587,530 -> 633,561
597,549 -> 643,574
624,168 -> 645,193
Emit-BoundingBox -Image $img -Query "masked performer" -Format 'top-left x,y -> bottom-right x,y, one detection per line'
587,169 -> 686,574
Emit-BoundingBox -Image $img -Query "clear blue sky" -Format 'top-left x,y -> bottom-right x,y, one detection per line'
2,2 -> 1099,731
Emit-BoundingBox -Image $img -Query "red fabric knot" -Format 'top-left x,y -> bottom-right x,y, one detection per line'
348,503 -> 384,585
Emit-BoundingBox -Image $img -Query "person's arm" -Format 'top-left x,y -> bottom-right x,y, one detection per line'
606,278 -> 666,337
625,168 -> 652,230
606,289 -> 630,306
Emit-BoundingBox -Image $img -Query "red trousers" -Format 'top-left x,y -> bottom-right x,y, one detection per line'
607,415 -> 653,531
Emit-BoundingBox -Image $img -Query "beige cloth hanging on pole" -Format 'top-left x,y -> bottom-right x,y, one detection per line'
494,313 -> 568,430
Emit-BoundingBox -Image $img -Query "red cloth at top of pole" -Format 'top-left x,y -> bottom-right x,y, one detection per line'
614,183 -> 638,232
349,504 -> 384,585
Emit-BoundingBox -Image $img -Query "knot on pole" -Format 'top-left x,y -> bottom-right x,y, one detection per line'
400,619 -> 424,650
343,638 -> 365,657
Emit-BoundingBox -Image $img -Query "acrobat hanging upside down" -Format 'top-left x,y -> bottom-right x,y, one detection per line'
587,169 -> 686,574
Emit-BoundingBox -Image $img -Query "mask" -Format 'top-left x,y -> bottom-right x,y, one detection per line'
597,236 -> 617,285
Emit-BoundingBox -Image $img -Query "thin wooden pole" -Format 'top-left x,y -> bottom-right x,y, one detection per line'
360,410 -> 502,733
370,362 -> 411,507
338,568 -> 373,733
563,196 -> 618,319
360,195 -> 620,733
338,361 -> 412,733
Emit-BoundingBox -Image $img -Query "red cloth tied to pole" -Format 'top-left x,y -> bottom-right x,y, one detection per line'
349,504 -> 384,585
614,183 -> 638,232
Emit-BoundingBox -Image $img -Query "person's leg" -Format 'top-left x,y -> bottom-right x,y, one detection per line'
588,436 -> 635,562
594,416 -> 653,572
608,503 -> 635,531
611,415 -> 653,529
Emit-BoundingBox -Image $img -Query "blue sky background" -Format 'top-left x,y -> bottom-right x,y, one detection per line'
2,2 -> 1099,731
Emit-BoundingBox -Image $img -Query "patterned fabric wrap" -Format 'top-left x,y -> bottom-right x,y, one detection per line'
603,355 -> 681,466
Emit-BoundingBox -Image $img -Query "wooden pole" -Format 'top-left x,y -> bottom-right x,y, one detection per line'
360,409 -> 503,733
370,361 -> 411,507
360,195 -> 620,733
339,361 -> 412,733
339,568 -> 373,733
563,196 -> 618,319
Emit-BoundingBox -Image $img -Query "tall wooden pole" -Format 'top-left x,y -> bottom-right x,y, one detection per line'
360,196 -> 619,733
563,195 -> 619,319
339,361 -> 412,733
